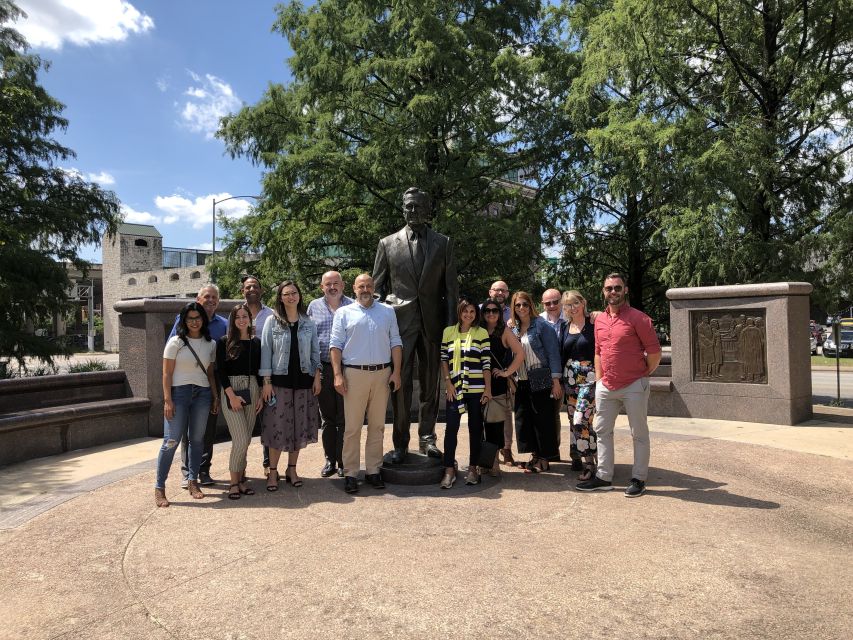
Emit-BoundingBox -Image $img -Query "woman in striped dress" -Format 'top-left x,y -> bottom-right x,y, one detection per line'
439,297 -> 493,488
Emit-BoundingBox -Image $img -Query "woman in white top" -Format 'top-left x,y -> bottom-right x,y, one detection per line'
155,302 -> 220,507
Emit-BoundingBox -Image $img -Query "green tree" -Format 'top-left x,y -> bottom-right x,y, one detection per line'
529,1 -> 675,317
0,0 -> 120,367
216,0 -> 546,296
579,0 -> 853,308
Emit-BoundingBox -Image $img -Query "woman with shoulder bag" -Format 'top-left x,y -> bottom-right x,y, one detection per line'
154,302 -> 220,507
480,298 -> 524,472
510,291 -> 563,473
439,297 -> 493,488
216,303 -> 264,500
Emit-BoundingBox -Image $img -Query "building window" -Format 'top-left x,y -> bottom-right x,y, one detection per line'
190,271 -> 201,279
134,239 -> 148,247
170,273 -> 180,282
148,275 -> 158,284
127,278 -> 137,286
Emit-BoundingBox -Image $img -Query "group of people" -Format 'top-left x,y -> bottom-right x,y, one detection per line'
153,269 -> 661,507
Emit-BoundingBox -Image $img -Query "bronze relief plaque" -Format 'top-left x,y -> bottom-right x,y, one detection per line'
691,310 -> 767,384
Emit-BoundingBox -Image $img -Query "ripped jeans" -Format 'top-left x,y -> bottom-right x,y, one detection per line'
155,384 -> 212,489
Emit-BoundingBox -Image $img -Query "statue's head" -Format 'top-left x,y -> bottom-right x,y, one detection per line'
402,187 -> 430,228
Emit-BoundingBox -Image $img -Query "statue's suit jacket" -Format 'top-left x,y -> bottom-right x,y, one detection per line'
373,226 -> 458,343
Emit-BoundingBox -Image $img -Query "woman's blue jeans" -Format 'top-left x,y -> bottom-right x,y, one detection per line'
155,384 -> 212,489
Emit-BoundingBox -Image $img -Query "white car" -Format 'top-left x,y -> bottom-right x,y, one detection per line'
823,329 -> 853,357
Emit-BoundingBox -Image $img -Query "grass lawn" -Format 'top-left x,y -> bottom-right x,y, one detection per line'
812,354 -> 853,368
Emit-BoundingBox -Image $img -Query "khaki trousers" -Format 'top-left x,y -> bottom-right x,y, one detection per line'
342,367 -> 391,477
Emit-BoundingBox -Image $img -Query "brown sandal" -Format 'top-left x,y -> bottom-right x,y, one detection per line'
499,448 -> 516,466
187,480 -> 204,499
154,488 -> 170,508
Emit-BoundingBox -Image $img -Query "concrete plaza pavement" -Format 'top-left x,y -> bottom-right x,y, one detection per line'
0,412 -> 851,639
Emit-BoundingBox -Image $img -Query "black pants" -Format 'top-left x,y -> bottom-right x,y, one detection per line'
443,394 -> 483,468
318,362 -> 344,466
514,381 -> 559,461
181,409 -> 216,478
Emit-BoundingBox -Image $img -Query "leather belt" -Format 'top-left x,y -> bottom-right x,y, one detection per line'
344,362 -> 391,371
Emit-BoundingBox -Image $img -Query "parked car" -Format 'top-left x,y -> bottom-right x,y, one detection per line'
810,335 -> 817,355
823,329 -> 853,357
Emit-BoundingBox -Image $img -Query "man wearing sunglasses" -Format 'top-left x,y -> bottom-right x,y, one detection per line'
576,273 -> 660,497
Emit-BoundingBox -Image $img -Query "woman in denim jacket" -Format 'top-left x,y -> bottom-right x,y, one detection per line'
510,291 -> 563,473
260,280 -> 322,491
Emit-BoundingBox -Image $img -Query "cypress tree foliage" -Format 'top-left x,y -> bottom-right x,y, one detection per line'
216,0 -> 546,297
556,0 -> 853,312
0,0 -> 120,367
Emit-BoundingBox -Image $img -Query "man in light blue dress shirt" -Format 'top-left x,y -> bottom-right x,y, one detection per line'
330,274 -> 402,494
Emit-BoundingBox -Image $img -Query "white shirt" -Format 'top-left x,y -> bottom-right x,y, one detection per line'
163,336 -> 216,387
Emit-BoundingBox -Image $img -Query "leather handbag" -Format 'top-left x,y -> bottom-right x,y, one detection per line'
483,393 -> 510,423
234,388 -> 252,405
476,440 -> 501,469
527,366 -> 552,393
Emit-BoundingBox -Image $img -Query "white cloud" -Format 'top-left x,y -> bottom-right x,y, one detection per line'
13,0 -> 154,50
177,71 -> 241,139
61,166 -> 115,186
156,77 -> 168,93
153,192 -> 254,229
191,242 -> 213,251
121,204 -> 160,225
88,171 -> 115,185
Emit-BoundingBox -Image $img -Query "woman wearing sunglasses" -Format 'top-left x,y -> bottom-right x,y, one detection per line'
155,302 -> 220,507
480,297 -> 524,469
560,290 -> 600,480
510,291 -> 563,473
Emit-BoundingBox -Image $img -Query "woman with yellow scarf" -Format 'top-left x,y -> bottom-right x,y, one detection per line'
439,297 -> 493,488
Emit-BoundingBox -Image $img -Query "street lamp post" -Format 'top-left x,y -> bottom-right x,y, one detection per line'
211,195 -> 261,282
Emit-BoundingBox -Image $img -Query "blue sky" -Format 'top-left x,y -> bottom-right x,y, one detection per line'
10,0 -> 296,262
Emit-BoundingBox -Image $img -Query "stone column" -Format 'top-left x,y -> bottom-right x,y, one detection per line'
115,298 -> 241,436
667,282 -> 813,425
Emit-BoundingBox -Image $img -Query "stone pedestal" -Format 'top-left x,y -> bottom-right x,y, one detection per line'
115,298 -> 242,437
666,282 -> 813,425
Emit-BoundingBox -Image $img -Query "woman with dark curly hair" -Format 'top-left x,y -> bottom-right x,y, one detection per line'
155,302 -> 220,507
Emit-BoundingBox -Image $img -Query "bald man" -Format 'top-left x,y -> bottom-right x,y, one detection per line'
307,271 -> 354,477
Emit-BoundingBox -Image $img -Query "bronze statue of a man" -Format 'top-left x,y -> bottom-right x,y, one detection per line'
373,187 -> 458,463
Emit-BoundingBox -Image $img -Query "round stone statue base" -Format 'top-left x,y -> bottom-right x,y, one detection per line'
380,450 -> 445,485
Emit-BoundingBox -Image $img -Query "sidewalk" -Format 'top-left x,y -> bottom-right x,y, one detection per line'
0,412 -> 851,639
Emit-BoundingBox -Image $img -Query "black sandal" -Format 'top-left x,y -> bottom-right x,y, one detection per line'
524,457 -> 549,474
266,467 -> 279,492
228,484 -> 241,500
239,482 -> 255,496
286,464 -> 304,488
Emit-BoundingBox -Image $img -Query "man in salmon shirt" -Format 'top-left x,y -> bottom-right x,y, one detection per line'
576,273 -> 661,497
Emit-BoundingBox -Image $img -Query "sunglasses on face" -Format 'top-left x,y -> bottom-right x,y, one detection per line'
186,315 -> 203,322
514,302 -> 530,308
483,308 -> 500,314
604,285 -> 623,292
543,300 -> 560,307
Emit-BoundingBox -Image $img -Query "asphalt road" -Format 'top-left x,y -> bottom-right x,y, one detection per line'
813,368 -> 853,404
